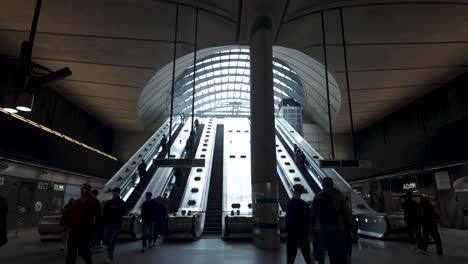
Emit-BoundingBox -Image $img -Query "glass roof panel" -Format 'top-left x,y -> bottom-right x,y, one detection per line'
172,49 -> 303,117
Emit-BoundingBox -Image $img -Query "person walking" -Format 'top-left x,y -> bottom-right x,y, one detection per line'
65,183 -> 101,264
194,118 -> 200,133
90,189 -> 103,249
404,192 -> 422,246
0,194 -> 7,248
285,184 -> 313,264
152,196 -> 167,247
299,151 -> 306,169
311,177 -> 354,264
102,187 -> 126,263
160,134 -> 168,153
420,196 -> 443,255
140,192 -> 156,252
138,160 -> 147,182
60,198 -> 74,251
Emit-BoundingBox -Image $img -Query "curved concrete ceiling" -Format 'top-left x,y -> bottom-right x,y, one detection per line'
0,0 -> 467,133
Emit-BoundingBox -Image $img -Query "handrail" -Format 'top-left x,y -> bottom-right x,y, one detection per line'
99,117 -> 180,201
276,118 -> 349,191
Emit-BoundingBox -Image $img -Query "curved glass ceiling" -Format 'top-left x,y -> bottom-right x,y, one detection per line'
170,48 -> 304,117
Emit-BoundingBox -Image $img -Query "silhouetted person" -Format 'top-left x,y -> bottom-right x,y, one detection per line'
194,118 -> 200,132
293,144 -> 299,153
311,177 -> 353,264
138,160 -> 147,182
152,196 -> 167,247
299,151 -> 306,169
0,195 -> 7,247
60,198 -> 74,251
286,184 -> 312,264
420,196 -> 443,255
90,189 -> 103,248
180,113 -> 185,123
160,134 -> 168,153
140,192 -> 156,252
404,192 -> 422,245
102,187 -> 126,263
65,183 -> 101,264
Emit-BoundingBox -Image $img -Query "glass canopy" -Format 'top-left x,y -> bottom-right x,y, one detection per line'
170,48 -> 304,117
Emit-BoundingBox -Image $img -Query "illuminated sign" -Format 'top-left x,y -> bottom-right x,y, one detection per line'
54,184 -> 65,191
403,182 -> 417,190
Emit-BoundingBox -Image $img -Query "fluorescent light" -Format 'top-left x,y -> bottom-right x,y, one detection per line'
3,107 -> 18,114
16,106 -> 32,112
16,92 -> 34,112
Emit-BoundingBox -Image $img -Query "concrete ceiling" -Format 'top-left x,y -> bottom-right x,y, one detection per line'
1,0 -> 467,134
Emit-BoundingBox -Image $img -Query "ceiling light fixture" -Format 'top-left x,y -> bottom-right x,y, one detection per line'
16,92 -> 34,112
0,94 -> 19,113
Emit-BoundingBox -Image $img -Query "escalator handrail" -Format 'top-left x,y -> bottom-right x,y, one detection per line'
275,129 -> 323,192
109,119 -> 180,200
276,118 -> 352,191
129,119 -> 193,214
100,118 -> 179,198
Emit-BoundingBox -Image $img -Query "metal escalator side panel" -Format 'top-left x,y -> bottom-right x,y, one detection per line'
276,117 -> 351,191
274,136 -> 315,207
276,118 -> 390,238
129,119 -> 194,215
223,119 -> 254,239
223,119 -> 252,216
98,117 -> 180,202
166,118 -> 218,239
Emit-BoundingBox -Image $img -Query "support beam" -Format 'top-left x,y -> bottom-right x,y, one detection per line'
249,16 -> 280,249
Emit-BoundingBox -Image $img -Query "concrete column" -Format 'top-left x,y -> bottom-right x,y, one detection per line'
249,16 -> 280,249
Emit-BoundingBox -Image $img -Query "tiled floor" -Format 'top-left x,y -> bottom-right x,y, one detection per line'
1,229 -> 467,264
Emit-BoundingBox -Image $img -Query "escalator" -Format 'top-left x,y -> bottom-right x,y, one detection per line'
277,173 -> 289,212
155,123 -> 185,160
203,124 -> 224,236
125,123 -> 185,212
276,129 -> 321,194
168,124 -> 205,213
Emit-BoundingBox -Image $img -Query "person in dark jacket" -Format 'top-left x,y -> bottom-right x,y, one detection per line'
90,189 -> 103,248
60,198 -> 74,251
152,196 -> 168,246
65,183 -> 101,264
160,134 -> 168,153
194,118 -> 200,132
0,195 -> 7,248
311,177 -> 353,264
140,192 -> 156,252
285,184 -> 313,264
102,187 -> 126,263
404,192 -> 422,245
420,196 -> 443,255
138,160 -> 147,182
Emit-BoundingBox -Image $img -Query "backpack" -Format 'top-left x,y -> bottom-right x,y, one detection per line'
314,193 -> 340,226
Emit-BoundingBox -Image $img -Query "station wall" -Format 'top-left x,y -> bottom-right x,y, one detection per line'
0,159 -> 105,230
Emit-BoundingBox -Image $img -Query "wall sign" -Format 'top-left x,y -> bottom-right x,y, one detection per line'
37,182 -> 49,190
403,182 -> 417,190
54,184 -> 65,191
435,171 -> 452,190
